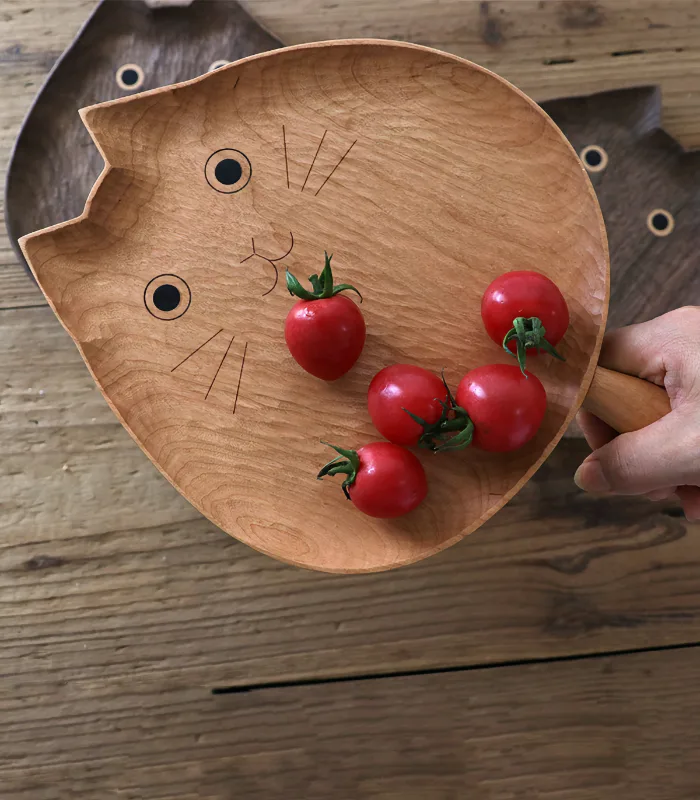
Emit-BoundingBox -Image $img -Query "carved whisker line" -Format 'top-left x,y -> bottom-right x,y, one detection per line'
301,129 -> 327,192
315,140 -> 358,196
282,125 -> 290,190
232,341 -> 248,415
171,329 -> 224,372
205,335 -> 235,400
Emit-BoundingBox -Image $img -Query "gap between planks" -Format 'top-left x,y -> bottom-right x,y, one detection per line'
210,638 -> 700,694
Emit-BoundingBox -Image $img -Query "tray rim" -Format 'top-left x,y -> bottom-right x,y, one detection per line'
19,39 -> 611,573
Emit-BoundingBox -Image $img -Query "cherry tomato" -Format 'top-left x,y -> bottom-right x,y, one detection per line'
285,253 -> 365,381
285,295 -> 365,381
455,364 -> 546,452
368,365 -> 448,446
481,270 -> 569,372
318,441 -> 427,518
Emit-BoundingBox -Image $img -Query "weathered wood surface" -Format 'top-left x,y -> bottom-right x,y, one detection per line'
543,87 -> 700,329
2,2 -> 700,797
241,0 -> 700,150
2,306 -> 698,690
5,1 -> 700,333
3,645 -> 700,798
5,0 -> 280,257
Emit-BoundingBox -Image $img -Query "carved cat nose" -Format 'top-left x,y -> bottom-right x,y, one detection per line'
240,231 -> 294,264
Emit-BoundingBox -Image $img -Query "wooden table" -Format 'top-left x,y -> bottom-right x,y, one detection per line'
2,2 -> 700,797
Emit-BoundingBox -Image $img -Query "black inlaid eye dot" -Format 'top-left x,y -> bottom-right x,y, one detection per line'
215,159 -> 243,186
580,145 -> 608,173
652,213 -> 668,231
115,63 -> 145,91
205,148 -> 252,194
121,69 -> 139,86
208,59 -> 229,72
153,283 -> 181,312
647,209 -> 675,237
144,274 -> 191,321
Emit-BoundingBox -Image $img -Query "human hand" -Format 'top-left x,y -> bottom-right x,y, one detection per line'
575,307 -> 700,520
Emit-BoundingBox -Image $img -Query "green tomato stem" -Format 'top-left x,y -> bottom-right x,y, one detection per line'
286,252 -> 363,302
317,441 -> 360,500
503,316 -> 565,376
401,369 -> 476,452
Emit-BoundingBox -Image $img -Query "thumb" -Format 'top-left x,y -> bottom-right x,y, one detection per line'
574,411 -> 698,495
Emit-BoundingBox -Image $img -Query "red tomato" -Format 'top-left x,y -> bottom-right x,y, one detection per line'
481,271 -> 569,370
455,364 -> 546,452
318,441 -> 427,518
285,295 -> 365,380
285,253 -> 365,381
368,365 -> 448,446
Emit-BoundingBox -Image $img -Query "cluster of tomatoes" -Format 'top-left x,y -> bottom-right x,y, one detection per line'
284,256 -> 569,519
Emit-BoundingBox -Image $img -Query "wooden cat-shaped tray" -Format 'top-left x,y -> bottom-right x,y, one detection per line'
20,40 -> 617,572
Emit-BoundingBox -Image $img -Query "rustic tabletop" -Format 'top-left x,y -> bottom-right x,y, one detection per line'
2,2 -> 700,798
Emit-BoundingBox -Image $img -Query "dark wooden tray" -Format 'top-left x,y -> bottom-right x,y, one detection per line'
4,0 -> 280,260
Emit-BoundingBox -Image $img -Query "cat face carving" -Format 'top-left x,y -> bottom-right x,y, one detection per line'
20,41 -> 607,572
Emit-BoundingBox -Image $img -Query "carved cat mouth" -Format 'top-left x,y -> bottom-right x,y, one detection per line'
240,230 -> 295,296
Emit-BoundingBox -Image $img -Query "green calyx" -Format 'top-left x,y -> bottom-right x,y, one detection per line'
503,316 -> 565,376
403,370 -> 475,453
317,442 -> 360,500
286,252 -> 362,302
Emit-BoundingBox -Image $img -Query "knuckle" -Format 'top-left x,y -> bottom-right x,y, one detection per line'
656,308 -> 700,391
667,306 -> 700,336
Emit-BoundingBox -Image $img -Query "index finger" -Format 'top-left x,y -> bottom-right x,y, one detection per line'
600,318 -> 669,385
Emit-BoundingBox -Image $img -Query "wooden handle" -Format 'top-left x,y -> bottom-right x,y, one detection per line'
582,365 -> 671,434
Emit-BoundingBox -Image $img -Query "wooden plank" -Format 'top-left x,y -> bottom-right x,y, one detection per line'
241,0 -> 700,150
0,6 -> 698,798
6,0 -> 700,155
0,262 -> 45,308
2,646 -> 700,798
4,0 -> 700,284
2,304 -> 699,693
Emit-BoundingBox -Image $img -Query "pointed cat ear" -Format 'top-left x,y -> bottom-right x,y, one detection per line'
80,91 -> 181,170
20,218 -> 113,333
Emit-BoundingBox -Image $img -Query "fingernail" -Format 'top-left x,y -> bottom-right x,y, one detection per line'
574,457 -> 611,494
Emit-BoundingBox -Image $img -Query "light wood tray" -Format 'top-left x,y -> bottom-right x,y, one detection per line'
20,40 -> 609,572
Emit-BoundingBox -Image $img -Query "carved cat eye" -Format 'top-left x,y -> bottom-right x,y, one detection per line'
144,274 -> 191,320
205,148 -> 252,194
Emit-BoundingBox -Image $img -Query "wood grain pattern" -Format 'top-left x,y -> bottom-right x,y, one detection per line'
584,365 -> 671,433
2,305 -> 699,693
4,0 -> 280,259
2,8 -> 700,796
3,308 -> 700,798
542,87 -> 700,331
242,0 -> 700,151
20,41 -> 609,572
3,645 -> 700,798
6,2 -> 698,338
